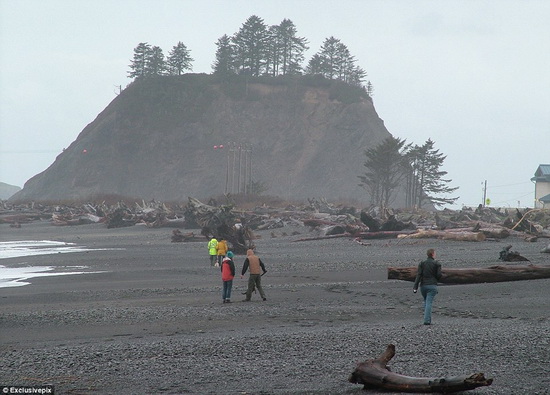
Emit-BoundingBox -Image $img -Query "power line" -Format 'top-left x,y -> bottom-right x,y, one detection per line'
0,150 -> 60,154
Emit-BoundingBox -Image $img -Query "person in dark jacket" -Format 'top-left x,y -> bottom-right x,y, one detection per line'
241,249 -> 267,301
221,251 -> 236,303
413,248 -> 442,325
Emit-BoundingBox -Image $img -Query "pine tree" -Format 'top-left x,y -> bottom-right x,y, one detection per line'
366,80 -> 374,96
405,139 -> 459,208
358,137 -> 409,210
278,19 -> 308,75
167,42 -> 193,75
147,46 -> 167,76
265,24 -> 281,76
232,15 -> 269,76
212,34 -> 236,75
307,37 -> 364,85
128,42 -> 152,79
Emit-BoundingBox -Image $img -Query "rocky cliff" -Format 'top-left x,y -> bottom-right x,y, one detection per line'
11,74 -> 395,204
0,182 -> 21,200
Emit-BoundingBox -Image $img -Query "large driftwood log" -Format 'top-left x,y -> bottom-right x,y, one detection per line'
398,229 -> 486,241
388,264 -> 550,284
357,230 -> 417,239
292,233 -> 352,242
349,344 -> 493,393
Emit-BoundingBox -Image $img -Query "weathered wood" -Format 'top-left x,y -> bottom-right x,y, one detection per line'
398,229 -> 486,242
499,245 -> 529,262
479,227 -> 510,239
171,229 -> 206,242
388,264 -> 550,284
357,230 -> 417,239
349,344 -> 493,393
292,233 -> 352,242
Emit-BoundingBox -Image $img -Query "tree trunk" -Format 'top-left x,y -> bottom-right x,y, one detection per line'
388,264 -> 550,284
357,230 -> 417,239
398,229 -> 486,241
349,344 -> 493,393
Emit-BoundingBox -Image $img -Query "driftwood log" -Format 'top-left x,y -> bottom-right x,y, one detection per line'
349,344 -> 493,393
292,233 -> 352,242
388,264 -> 550,284
398,229 -> 486,242
358,230 -> 417,239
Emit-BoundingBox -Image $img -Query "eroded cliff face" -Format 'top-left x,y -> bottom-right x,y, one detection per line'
11,75 -> 394,204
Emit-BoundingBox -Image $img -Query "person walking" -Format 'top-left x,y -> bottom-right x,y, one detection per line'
221,251 -> 235,303
413,248 -> 442,325
241,249 -> 267,301
208,237 -> 218,266
217,238 -> 228,266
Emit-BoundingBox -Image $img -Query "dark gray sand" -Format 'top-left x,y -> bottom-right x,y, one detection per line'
1,222 -> 549,394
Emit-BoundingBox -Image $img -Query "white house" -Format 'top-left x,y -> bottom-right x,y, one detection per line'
531,164 -> 550,208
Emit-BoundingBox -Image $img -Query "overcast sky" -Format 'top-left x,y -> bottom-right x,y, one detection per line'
1,0 -> 548,208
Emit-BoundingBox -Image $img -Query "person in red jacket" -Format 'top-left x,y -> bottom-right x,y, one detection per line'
221,251 -> 236,303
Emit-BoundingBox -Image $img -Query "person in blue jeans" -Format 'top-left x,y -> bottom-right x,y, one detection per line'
221,251 -> 236,303
413,248 -> 442,325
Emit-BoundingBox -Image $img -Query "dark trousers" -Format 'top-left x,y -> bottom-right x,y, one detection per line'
245,274 -> 266,300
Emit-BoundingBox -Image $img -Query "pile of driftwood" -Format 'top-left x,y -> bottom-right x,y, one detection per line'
2,198 -> 549,244
181,197 -> 254,253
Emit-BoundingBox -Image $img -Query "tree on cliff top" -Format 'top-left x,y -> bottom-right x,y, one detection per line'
168,42 -> 194,75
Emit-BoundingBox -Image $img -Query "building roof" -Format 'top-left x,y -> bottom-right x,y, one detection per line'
539,193 -> 550,203
531,164 -> 550,182
535,164 -> 550,176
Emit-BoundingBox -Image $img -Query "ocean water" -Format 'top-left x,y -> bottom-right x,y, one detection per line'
0,240 -> 115,287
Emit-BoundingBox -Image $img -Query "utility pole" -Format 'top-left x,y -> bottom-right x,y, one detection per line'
238,144 -> 243,194
247,144 -> 252,195
225,144 -> 230,194
482,180 -> 487,207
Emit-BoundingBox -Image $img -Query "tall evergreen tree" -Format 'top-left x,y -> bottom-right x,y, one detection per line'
212,34 -> 236,75
147,46 -> 167,76
167,42 -> 193,75
405,139 -> 459,208
358,137 -> 409,210
278,19 -> 308,75
128,42 -> 152,79
347,65 -> 367,87
366,80 -> 374,96
305,54 -> 323,75
317,36 -> 341,79
306,36 -> 363,85
265,24 -> 282,76
232,15 -> 269,76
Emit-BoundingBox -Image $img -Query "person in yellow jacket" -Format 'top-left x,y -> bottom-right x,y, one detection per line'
217,238 -> 228,266
208,237 -> 218,266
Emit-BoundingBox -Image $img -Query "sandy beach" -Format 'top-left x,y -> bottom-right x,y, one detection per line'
1,221 -> 549,394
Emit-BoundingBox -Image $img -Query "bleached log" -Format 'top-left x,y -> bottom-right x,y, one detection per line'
398,229 -> 486,242
357,230 -> 417,239
349,344 -> 493,393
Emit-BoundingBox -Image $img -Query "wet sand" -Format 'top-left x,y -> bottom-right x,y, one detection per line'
1,222 -> 549,394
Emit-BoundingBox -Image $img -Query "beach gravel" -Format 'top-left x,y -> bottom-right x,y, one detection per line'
1,222 -> 549,394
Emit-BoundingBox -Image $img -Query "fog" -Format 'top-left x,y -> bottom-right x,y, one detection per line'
1,0 -> 548,208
